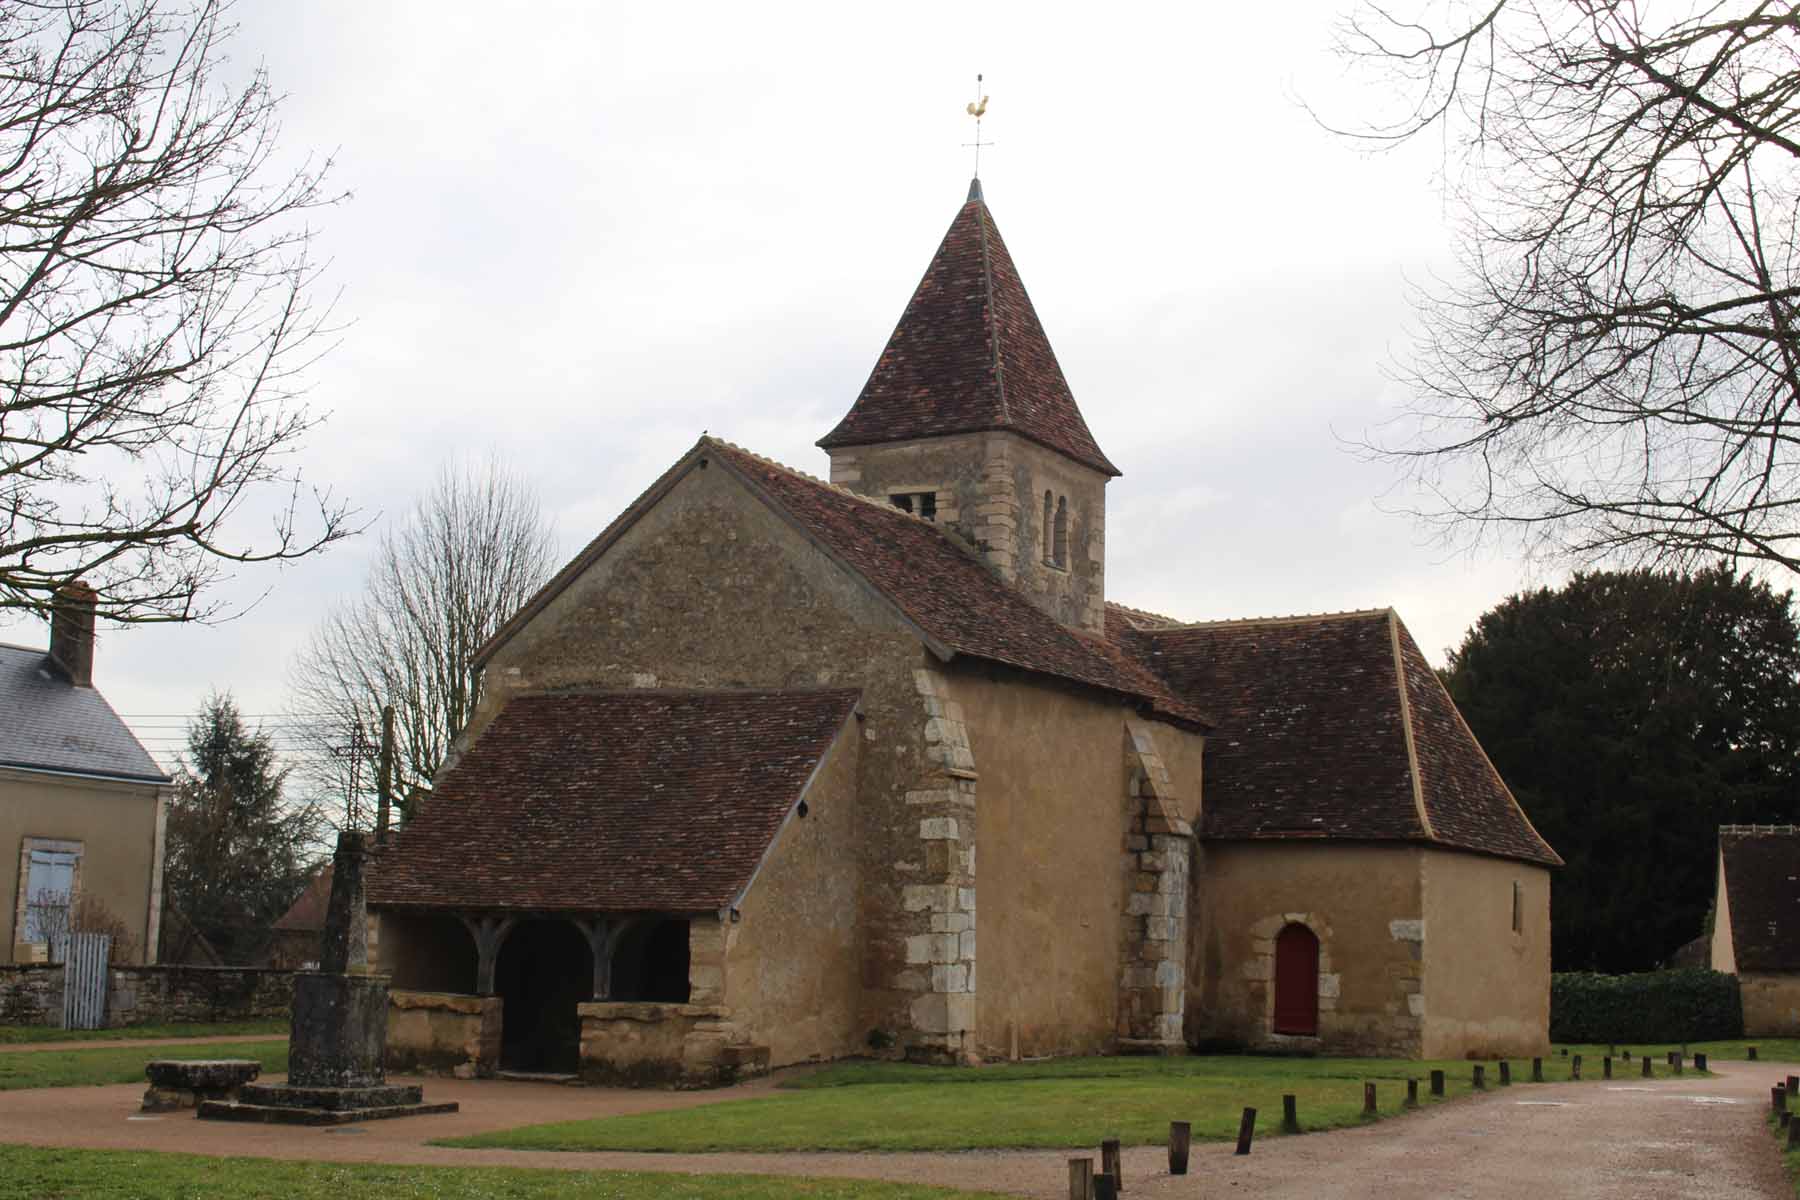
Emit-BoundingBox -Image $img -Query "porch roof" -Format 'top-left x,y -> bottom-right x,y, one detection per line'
367,687 -> 860,913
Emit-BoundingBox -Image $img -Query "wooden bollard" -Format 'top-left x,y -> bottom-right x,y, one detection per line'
1100,1138 -> 1121,1193
1282,1093 -> 1299,1133
1673,1053 -> 1683,1075
1498,1060 -> 1511,1086
1363,1082 -> 1378,1115
1787,1073 -> 1798,1095
1623,1048 -> 1631,1061
1405,1077 -> 1419,1107
1069,1157 -> 1094,1200
1532,1057 -> 1543,1082
1094,1176 -> 1117,1200
1642,1054 -> 1653,1078
1603,1056 -> 1612,1080
1571,1055 -> 1581,1081
1473,1064 -> 1486,1090
1789,1113 -> 1800,1150
1782,1110 -> 1792,1129
1235,1106 -> 1257,1155
1560,1047 -> 1569,1056
1168,1121 -> 1191,1176
1749,1045 -> 1759,1061
1430,1069 -> 1445,1097
1666,1051 -> 1677,1066
1775,1084 -> 1788,1115
1695,1053 -> 1708,1072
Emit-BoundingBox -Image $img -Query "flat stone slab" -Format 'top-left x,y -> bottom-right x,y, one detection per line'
237,1082 -> 423,1111
196,1098 -> 459,1125
142,1059 -> 262,1112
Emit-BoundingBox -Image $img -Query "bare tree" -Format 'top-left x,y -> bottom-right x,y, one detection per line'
0,0 -> 350,625
1333,1 -> 1800,573
287,458 -> 557,826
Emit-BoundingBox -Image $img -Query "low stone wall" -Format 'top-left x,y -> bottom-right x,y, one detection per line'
0,964 -> 60,1024
577,1000 -> 769,1088
386,989 -> 501,1078
0,964 -> 292,1028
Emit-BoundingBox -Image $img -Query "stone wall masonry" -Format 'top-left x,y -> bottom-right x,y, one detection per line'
1118,720 -> 1192,1049
0,963 -> 292,1029
386,990 -> 501,1078
898,667 -> 978,1063
578,1000 -> 769,1088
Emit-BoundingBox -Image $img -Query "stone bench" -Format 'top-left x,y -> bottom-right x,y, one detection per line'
142,1058 -> 262,1112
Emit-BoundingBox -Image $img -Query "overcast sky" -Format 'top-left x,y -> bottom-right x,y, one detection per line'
7,0 -> 1568,769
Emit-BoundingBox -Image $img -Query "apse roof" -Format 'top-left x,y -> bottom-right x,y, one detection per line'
1110,605 -> 1562,867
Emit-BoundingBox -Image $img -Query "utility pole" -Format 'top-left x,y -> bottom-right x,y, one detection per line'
375,705 -> 396,844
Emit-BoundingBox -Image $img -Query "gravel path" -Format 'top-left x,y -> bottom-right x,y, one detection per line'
0,1057 -> 1791,1198
0,1034 -> 286,1055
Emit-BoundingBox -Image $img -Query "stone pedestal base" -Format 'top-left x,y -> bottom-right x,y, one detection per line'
198,1081 -> 457,1125
288,972 -> 390,1088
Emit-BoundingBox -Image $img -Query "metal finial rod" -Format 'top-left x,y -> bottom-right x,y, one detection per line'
964,72 -> 992,179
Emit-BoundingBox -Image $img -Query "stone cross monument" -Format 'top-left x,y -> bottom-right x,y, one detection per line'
199,831 -> 457,1124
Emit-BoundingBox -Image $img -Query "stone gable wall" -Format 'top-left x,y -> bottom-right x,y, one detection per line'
474,464 -> 944,1057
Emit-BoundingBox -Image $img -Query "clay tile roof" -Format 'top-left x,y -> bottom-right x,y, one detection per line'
368,688 -> 861,913
1121,607 -> 1559,866
818,183 -> 1119,477
1719,826 -> 1800,971
708,442 -> 1205,728
272,865 -> 333,932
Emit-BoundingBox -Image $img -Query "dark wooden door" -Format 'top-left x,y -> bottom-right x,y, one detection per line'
1273,923 -> 1319,1035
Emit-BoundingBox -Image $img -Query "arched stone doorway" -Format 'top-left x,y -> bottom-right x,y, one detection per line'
494,919 -> 593,1073
1273,922 -> 1320,1036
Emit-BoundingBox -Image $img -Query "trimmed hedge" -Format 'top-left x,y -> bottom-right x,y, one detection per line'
1550,968 -> 1743,1043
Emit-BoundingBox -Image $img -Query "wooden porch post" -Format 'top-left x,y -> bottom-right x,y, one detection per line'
458,914 -> 517,995
572,917 -> 626,1000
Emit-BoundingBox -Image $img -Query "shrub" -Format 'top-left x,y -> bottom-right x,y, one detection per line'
1550,969 -> 1743,1043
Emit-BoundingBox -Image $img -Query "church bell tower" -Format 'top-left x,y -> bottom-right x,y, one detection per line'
819,180 -> 1118,634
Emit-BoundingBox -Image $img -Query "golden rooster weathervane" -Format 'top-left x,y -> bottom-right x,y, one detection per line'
964,74 -> 992,179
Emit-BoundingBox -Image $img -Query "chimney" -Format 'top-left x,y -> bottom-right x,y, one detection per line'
47,581 -> 97,687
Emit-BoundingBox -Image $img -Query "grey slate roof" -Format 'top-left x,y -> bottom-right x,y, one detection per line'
0,642 -> 169,782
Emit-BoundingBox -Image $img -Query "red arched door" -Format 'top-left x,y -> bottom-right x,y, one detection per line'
1273,923 -> 1320,1035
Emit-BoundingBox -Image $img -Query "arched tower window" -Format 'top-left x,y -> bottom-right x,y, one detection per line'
1272,922 -> 1320,1035
1053,496 -> 1069,568
1042,491 -> 1055,564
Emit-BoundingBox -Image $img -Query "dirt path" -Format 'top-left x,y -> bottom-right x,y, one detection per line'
0,1058 -> 1791,1198
0,1034 -> 286,1055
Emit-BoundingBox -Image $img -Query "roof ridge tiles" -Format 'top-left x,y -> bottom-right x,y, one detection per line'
1106,601 -> 1187,628
1141,607 -> 1395,632
701,436 -> 941,526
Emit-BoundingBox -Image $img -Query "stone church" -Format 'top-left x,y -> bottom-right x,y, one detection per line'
367,180 -> 1561,1085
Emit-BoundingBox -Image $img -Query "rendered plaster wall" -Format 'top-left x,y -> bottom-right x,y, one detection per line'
1418,849 -> 1551,1058
723,719 -> 864,1066
1740,973 -> 1800,1036
826,432 -> 1108,632
1191,842 -> 1425,1057
949,663 -> 1198,1057
2,768 -> 163,964
473,462 -> 937,1051
386,989 -> 501,1077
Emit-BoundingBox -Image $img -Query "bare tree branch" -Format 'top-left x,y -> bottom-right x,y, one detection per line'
1334,0 -> 1800,574
0,0 -> 351,625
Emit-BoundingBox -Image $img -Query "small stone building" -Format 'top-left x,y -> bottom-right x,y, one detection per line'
368,179 -> 1560,1083
1709,825 -> 1800,1036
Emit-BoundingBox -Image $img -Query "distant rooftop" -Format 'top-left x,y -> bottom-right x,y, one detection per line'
0,642 -> 169,783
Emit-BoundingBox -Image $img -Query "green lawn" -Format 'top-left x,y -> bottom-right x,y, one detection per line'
0,1146 -> 1004,1200
1557,1038 -> 1800,1063
1771,1112 -> 1800,1199
0,1039 -> 287,1090
445,1052 -> 1619,1154
0,1019 -> 287,1045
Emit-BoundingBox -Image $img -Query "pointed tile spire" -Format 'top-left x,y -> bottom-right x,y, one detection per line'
819,185 -> 1119,477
